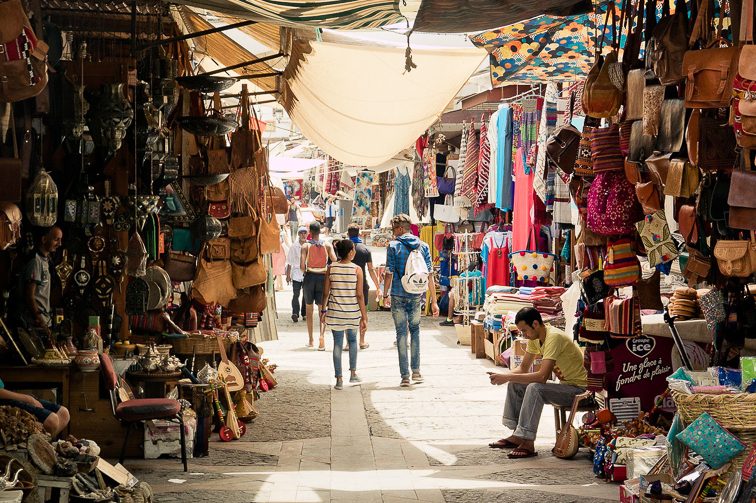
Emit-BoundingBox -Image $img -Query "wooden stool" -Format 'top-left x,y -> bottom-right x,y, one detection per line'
552,392 -> 604,435
36,474 -> 73,503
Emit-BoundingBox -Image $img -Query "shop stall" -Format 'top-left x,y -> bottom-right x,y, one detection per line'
0,1 -> 285,500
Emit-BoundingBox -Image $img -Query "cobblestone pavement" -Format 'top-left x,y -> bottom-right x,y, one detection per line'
124,274 -> 616,503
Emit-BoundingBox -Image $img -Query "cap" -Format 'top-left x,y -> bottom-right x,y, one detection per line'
298,226 -> 308,234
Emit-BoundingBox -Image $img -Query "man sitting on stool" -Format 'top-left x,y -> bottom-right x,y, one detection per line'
0,377 -> 70,436
487,307 -> 587,459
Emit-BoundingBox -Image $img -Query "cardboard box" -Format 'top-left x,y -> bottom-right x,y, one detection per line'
511,340 -> 542,372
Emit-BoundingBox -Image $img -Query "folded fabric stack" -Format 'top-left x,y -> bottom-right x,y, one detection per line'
530,286 -> 567,316
668,287 -> 700,320
484,293 -> 534,315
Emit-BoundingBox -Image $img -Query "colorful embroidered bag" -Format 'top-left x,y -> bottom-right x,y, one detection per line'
590,124 -> 624,173
676,412 -> 745,469
509,251 -> 556,283
587,171 -> 643,236
636,210 -> 679,267
603,238 -> 640,287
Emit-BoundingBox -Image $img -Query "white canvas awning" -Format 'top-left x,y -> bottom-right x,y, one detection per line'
281,40 -> 486,167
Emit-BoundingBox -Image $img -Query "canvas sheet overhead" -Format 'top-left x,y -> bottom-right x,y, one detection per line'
170,0 -> 403,29
470,1 -> 623,83
412,0 -> 593,33
281,40 -> 486,167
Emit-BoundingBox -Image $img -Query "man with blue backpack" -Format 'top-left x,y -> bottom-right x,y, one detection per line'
382,214 -> 439,387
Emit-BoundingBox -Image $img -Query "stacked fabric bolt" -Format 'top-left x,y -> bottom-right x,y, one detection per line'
669,287 -> 700,320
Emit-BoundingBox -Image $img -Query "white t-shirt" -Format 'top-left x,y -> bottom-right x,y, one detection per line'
286,241 -> 305,282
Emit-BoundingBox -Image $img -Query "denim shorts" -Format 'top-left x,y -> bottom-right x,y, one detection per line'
0,398 -> 60,422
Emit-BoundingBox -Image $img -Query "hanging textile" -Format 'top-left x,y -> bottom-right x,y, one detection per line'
496,105 -> 514,211
469,2 -> 620,84
487,109 -> 500,205
460,123 -> 479,203
412,160 -> 428,218
512,148 -> 535,251
394,166 -> 411,216
481,231 -> 511,288
521,97 -> 541,170
420,223 -> 444,262
553,174 -> 572,224
475,118 -> 492,212
534,83 -> 559,203
423,148 -> 439,198
455,122 -> 468,200
352,170 -> 374,223
326,156 -> 340,195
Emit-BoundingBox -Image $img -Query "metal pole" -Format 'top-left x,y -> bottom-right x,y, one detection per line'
195,53 -> 284,77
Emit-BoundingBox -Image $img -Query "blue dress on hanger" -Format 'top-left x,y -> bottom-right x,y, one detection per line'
394,167 -> 411,216
496,105 -> 513,211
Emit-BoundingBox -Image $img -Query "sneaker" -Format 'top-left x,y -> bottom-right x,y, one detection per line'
292,314 -> 299,323
411,372 -> 424,384
439,319 -> 454,327
334,379 -> 343,390
400,377 -> 411,387
349,375 -> 362,383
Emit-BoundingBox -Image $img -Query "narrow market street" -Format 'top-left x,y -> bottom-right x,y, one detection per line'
127,283 -> 617,503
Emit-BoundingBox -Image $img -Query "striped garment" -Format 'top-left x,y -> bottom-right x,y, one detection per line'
455,122 -> 468,199
605,295 -> 642,339
460,122 -> 479,201
325,262 -> 362,331
475,120 -> 491,207
603,239 -> 640,287
176,0 -> 403,30
590,124 -> 624,173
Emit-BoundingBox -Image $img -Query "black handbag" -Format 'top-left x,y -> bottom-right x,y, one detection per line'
582,270 -> 610,305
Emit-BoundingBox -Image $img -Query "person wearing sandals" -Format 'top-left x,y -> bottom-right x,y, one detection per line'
321,239 -> 368,390
347,223 -> 380,350
487,307 -> 587,459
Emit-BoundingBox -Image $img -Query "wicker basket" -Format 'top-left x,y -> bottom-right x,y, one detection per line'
169,334 -> 230,355
671,390 -> 756,429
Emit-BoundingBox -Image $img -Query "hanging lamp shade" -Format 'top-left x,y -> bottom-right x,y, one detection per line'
26,169 -> 58,227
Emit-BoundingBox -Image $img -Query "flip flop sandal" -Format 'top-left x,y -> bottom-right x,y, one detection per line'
360,343 -> 370,350
488,439 -> 519,449
318,346 -> 326,351
507,448 -> 538,459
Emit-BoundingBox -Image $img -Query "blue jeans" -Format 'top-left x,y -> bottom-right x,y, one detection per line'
391,295 -> 422,378
332,329 -> 358,378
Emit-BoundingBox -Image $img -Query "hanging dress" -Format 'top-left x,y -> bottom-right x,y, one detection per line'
482,232 -> 510,288
394,166 -> 411,216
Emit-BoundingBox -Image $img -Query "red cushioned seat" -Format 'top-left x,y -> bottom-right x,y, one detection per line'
116,398 -> 180,422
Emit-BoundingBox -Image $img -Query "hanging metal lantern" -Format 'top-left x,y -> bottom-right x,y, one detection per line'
26,169 -> 58,227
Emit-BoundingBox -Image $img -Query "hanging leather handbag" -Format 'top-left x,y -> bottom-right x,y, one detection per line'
732,0 -> 756,147
205,179 -> 229,202
684,246 -> 712,286
205,237 -> 231,260
258,210 -> 280,255
232,259 -> 267,289
0,0 -> 49,103
230,84 -> 257,170
664,159 -> 700,197
228,214 -> 257,239
637,270 -> 664,310
635,181 -> 663,215
192,247 -> 237,307
713,232 -> 756,277
687,109 -> 738,171
206,147 -> 230,175
625,69 -> 645,120
629,120 -> 655,162
263,185 -> 289,214
230,237 -> 259,263
642,85 -> 665,136
727,162 -> 756,230
678,204 -> 699,245
164,251 -> 197,282
228,285 -> 266,313
191,215 -> 222,241
546,124 -> 581,174
656,99 -> 686,153
646,0 -> 689,84
583,52 -> 623,118
683,0 -> 740,109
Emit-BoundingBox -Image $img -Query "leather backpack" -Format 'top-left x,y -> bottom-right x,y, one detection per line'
583,6 -> 623,119
646,0 -> 689,85
0,0 -> 48,103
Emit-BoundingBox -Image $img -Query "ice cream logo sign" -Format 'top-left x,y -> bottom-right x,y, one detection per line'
607,335 -> 673,410
627,335 -> 656,358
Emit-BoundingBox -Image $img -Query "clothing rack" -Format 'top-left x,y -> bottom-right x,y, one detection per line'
451,232 -> 483,326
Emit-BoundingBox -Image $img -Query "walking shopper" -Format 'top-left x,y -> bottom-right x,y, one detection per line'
321,239 -> 367,390
383,214 -> 439,387
487,307 -> 587,459
287,198 -> 301,242
347,223 -> 381,349
286,226 -> 309,322
300,222 -> 337,349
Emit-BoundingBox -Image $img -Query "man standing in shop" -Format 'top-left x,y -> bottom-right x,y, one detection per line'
487,307 -> 587,459
347,223 -> 381,350
16,226 -> 63,339
286,226 -> 309,323
383,214 -> 439,387
300,221 -> 337,349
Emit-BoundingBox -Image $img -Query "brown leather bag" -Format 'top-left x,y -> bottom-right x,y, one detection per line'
0,0 -> 48,103
230,84 -> 257,170
686,109 -> 737,171
678,205 -> 699,245
728,163 -> 756,230
645,152 -> 672,185
193,249 -> 236,307
258,209 -> 280,255
635,181 -> 663,215
656,99 -> 685,153
228,285 -> 266,313
583,51 -> 623,119
207,148 -> 230,175
228,214 -> 257,239
164,251 -> 197,281
713,232 -> 756,277
264,186 -> 289,215
684,247 -> 712,286
230,237 -> 259,263
683,0 -> 740,109
646,0 -> 689,85
206,238 -> 231,260
664,159 -> 700,197
232,259 -> 267,289
205,179 -> 229,202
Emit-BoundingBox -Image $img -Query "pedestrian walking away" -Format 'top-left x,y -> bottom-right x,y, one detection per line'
382,214 -> 439,388
286,226 -> 309,323
487,307 -> 587,459
300,221 -> 337,349
321,239 -> 367,390
347,223 -> 381,350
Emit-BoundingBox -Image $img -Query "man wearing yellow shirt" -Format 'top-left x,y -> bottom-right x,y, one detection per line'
488,307 -> 587,459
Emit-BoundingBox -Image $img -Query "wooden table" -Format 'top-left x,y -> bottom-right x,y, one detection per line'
0,365 -> 71,406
